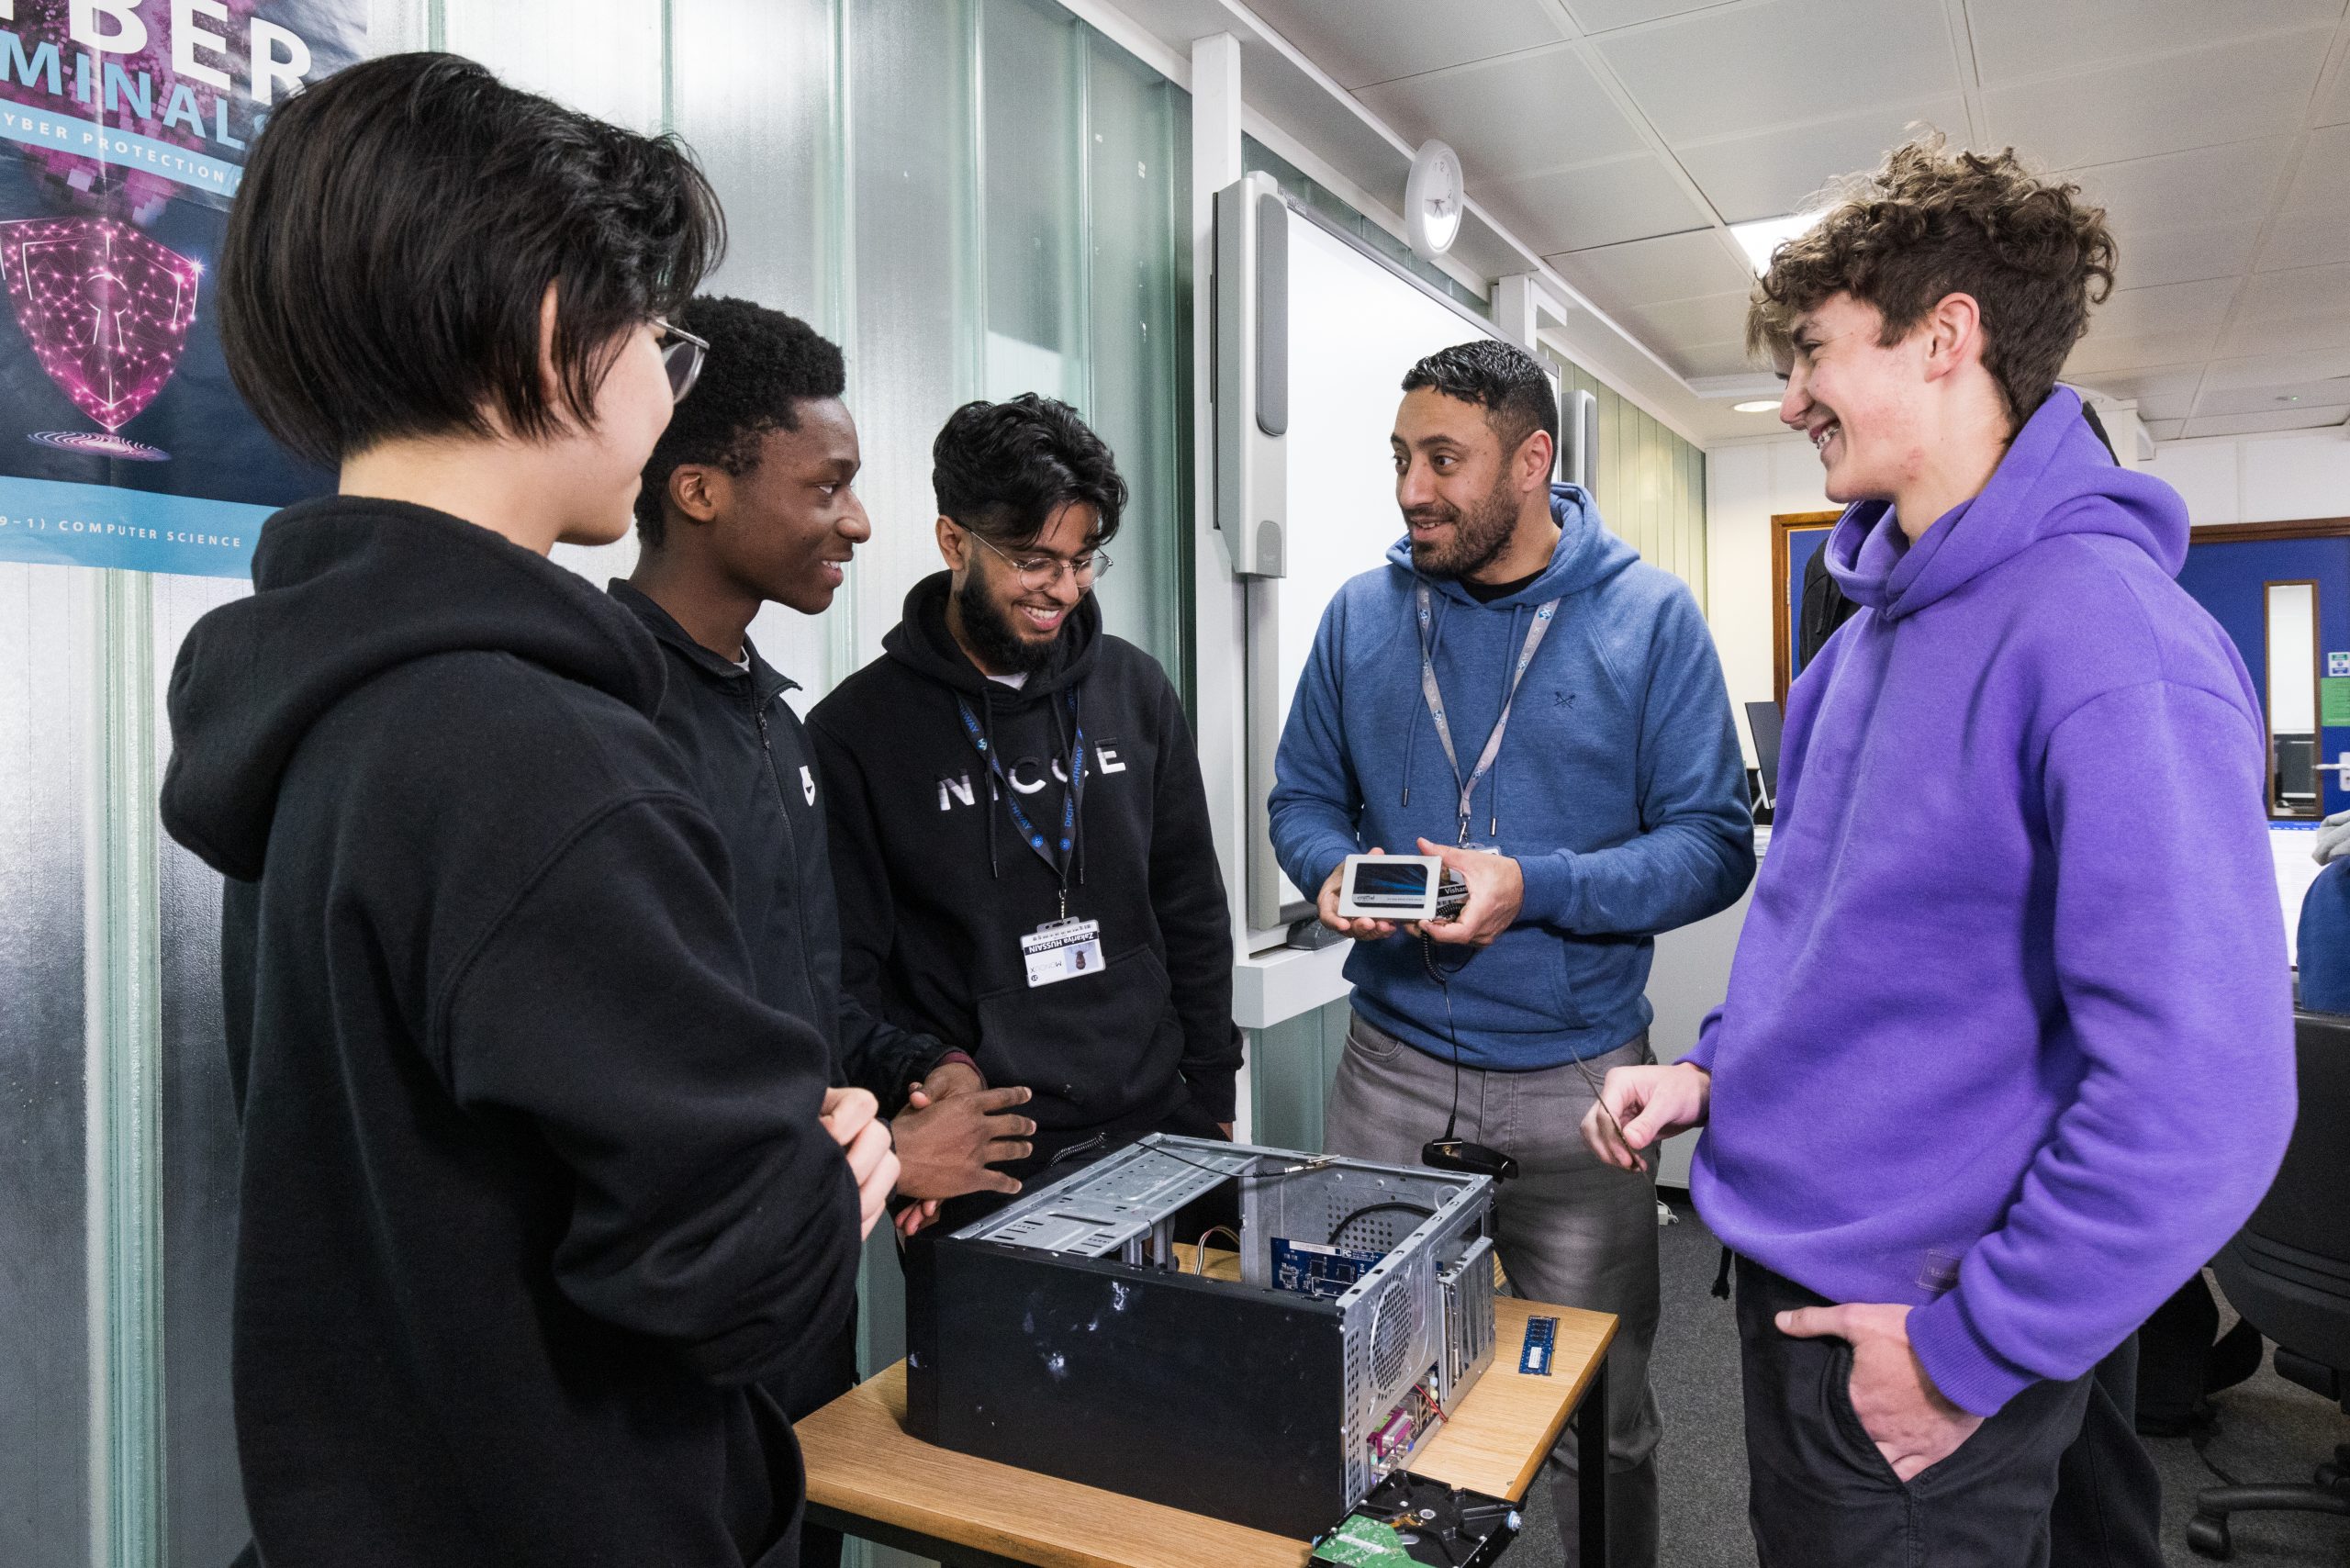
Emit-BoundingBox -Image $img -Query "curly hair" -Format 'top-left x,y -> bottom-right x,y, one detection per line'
1402,339 -> 1559,456
1746,135 -> 2116,426
634,296 -> 846,546
932,394 -> 1127,549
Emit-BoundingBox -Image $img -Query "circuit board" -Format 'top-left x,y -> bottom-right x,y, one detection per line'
1271,1238 -> 1387,1300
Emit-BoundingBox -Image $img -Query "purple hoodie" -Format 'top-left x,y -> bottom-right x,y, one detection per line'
1687,388 -> 2297,1417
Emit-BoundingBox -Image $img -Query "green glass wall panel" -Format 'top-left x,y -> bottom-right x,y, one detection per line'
1247,999 -> 1352,1155
1547,354 -> 1707,612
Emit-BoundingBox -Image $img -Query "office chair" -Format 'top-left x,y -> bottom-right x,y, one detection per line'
2186,1009 -> 2350,1559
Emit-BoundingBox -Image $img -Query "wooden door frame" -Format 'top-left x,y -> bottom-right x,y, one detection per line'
1771,510 -> 1842,708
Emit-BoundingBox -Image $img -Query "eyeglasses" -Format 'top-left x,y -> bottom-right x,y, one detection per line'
654,319 -> 709,404
961,525 -> 1113,589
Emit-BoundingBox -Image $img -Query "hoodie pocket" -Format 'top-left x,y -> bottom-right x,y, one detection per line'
972,944 -> 1185,1128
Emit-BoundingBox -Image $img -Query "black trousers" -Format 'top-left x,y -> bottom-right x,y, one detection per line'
2049,1337 -> 2164,1567
1734,1258 -> 2094,1568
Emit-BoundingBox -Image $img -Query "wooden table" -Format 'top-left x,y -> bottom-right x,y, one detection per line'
798,1252 -> 1616,1568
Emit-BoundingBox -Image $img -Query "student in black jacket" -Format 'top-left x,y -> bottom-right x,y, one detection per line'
612,297 -> 1039,1562
158,55 -> 895,1568
807,396 -> 1241,1232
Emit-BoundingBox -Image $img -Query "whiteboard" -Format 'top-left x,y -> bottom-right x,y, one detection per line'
1244,208 -> 1503,932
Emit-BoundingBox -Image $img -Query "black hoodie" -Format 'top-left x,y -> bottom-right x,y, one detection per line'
160,498 -> 860,1568
805,574 -> 1238,1162
609,579 -> 953,1109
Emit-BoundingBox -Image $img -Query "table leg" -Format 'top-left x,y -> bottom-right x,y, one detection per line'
1576,1359 -> 1608,1566
806,1505 -> 1031,1568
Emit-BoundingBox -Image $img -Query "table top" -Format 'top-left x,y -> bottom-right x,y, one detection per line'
797,1250 -> 1614,1568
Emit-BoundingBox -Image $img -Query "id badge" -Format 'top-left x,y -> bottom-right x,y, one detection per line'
1021,917 -> 1106,988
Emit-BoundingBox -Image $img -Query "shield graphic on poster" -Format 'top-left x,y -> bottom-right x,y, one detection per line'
1,217 -> 201,461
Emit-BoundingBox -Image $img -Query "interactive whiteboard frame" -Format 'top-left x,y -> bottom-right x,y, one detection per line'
1215,177 -> 1508,935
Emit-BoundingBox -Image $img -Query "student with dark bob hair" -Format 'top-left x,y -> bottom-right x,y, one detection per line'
160,52 -> 896,1568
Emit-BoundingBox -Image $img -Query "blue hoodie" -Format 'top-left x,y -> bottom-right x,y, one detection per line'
1270,484 -> 1755,1069
1687,388 -> 2297,1416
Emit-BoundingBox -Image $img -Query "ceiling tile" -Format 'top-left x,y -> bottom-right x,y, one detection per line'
1983,29 -> 2328,169
2273,123 -> 2350,216
1481,152 -> 1717,250
2233,262 -> 2350,322
2181,405 -> 2350,438
2063,139 -> 2293,233
2065,328 -> 2224,375
1617,289 -> 1755,346
2116,225 -> 2265,290
1963,0 -> 2344,87
1355,46 -> 1646,182
2070,364 -> 2208,402
1246,0 -> 1568,89
2193,377 -> 2350,417
1593,0 -> 1958,144
2201,348 -> 2350,390
1550,229 -> 1755,307
1674,98 -> 1971,224
1561,0 -> 1747,33
2260,210 -> 2350,272
1673,341 -> 1766,376
2144,419 -> 2189,440
2219,313 -> 2350,358
2134,393 -> 2199,420
2320,57 -> 2350,127
2083,277 -> 2241,340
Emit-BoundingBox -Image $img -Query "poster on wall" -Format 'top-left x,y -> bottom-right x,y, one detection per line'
0,0 -> 364,578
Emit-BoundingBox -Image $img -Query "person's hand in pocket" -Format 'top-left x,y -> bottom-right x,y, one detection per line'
1776,1302 -> 1982,1481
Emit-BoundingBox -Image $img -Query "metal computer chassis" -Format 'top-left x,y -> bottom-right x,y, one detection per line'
904,1135 -> 1495,1539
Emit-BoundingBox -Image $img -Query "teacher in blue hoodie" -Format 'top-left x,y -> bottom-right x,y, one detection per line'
1269,339 -> 1754,1568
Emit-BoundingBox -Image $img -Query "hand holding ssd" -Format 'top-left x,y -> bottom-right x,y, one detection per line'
1337,854 -> 1470,924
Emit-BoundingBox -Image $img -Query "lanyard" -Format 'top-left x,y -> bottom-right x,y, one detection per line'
956,689 -> 1087,916
1414,581 -> 1561,845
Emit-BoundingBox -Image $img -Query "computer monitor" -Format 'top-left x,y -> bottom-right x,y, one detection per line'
1745,700 -> 1785,809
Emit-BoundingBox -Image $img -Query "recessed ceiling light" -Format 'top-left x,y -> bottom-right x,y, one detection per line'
1728,212 -> 1823,275
1732,399 -> 1780,413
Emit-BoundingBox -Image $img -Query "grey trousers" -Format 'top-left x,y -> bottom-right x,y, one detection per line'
1323,1010 -> 1663,1568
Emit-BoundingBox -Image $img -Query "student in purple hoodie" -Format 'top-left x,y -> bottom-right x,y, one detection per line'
1583,138 -> 2297,1566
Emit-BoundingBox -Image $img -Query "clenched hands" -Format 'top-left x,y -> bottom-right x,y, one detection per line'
819,1087 -> 900,1240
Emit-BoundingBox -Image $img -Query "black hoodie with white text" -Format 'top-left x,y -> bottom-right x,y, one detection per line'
159,497 -> 860,1568
805,574 -> 1238,1170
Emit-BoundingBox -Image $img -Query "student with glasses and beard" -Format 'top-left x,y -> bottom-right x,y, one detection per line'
1268,339 -> 1755,1568
807,395 -> 1240,1235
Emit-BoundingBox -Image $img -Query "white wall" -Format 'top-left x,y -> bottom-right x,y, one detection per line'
1702,425 -> 2350,766
1704,435 -> 1831,763
2143,428 -> 2350,527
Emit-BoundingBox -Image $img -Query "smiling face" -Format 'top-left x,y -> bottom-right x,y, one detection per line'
1391,386 -> 1525,580
943,499 -> 1099,675
1775,291 -> 1938,507
698,398 -> 868,614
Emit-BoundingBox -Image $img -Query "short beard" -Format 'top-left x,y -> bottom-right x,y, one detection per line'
956,566 -> 1058,675
1407,471 -> 1520,580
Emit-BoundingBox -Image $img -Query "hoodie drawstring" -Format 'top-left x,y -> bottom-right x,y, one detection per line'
1490,603 -> 1524,841
1400,588 -> 1438,808
979,687 -> 1002,880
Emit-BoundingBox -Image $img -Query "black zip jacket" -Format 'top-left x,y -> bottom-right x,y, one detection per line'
610,580 -> 952,1110
159,498 -> 860,1568
805,574 -> 1239,1152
